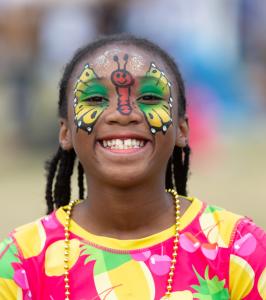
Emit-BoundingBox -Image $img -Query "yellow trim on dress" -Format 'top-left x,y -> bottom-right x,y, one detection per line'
55,197 -> 202,251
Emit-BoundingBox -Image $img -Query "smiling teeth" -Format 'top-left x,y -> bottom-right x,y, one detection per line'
102,139 -> 145,149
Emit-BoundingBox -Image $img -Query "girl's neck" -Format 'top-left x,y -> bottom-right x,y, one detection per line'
71,177 -> 176,239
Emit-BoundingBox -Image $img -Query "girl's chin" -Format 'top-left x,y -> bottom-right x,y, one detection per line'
94,166 -> 151,187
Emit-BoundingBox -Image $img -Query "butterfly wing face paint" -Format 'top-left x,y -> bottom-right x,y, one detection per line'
138,63 -> 173,134
74,64 -> 109,134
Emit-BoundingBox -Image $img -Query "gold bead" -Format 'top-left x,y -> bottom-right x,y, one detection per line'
64,270 -> 69,275
171,258 -> 176,264
167,278 -> 173,283
64,277 -> 69,282
173,245 -> 178,251
172,251 -> 177,257
170,265 -> 175,270
65,290 -> 70,295
166,291 -> 171,296
169,271 -> 174,277
65,284 -> 70,289
167,285 -> 172,290
64,264 -> 69,270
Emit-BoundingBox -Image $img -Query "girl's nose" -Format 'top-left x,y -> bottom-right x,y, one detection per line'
105,101 -> 143,126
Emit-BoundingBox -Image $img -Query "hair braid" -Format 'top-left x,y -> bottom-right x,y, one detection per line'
165,159 -> 173,190
165,145 -> 191,196
45,147 -> 62,214
54,149 -> 76,209
182,145 -> 191,194
78,162 -> 85,200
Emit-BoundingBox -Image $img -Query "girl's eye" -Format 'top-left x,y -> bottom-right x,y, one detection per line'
138,95 -> 163,103
84,96 -> 108,104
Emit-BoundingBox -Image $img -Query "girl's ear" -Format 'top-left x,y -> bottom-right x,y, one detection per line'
176,116 -> 189,147
59,118 -> 73,150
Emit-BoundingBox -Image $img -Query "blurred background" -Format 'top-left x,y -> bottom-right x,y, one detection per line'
0,0 -> 265,239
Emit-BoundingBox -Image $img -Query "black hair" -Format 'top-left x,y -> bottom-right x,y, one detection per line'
45,33 -> 191,214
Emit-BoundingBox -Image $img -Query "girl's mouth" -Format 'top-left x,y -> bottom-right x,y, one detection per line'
98,138 -> 148,153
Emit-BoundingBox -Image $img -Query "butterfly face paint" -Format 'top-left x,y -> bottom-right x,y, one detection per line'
74,64 -> 109,134
111,54 -> 135,115
137,62 -> 173,134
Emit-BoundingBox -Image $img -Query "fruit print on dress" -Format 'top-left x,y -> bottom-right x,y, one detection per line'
191,265 -> 230,299
229,254 -> 255,299
258,267 -> 266,299
81,243 -> 155,299
180,232 -> 218,260
0,238 -> 32,299
199,205 -> 242,248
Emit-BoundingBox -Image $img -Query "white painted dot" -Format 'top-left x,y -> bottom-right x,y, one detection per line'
169,103 -> 172,108
85,64 -> 89,68
169,97 -> 173,102
170,118 -> 173,122
78,121 -> 82,127
87,127 -> 92,132
74,98 -> 77,103
168,82 -> 171,87
162,71 -> 165,76
151,128 -> 156,134
163,125 -> 167,132
151,63 -> 156,67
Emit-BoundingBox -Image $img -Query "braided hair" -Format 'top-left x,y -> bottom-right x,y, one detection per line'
45,33 -> 191,214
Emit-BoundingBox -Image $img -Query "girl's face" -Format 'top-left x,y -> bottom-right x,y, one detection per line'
61,44 -> 188,187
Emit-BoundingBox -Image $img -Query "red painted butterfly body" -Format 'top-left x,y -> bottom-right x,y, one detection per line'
111,54 -> 135,115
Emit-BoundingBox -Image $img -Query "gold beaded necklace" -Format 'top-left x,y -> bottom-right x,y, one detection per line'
63,188 -> 180,300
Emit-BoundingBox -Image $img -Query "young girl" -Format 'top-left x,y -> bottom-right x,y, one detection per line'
0,34 -> 265,300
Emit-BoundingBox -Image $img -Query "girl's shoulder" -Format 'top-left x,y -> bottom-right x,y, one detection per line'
0,211 -> 63,261
182,197 -> 265,252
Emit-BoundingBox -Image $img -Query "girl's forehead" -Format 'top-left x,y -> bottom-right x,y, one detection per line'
74,44 -> 172,79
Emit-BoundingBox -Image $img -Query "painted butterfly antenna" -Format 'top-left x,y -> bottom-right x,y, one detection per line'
113,55 -> 120,69
123,54 -> 129,69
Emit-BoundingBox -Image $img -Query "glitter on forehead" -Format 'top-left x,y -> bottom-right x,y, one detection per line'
128,55 -> 146,73
91,48 -> 122,72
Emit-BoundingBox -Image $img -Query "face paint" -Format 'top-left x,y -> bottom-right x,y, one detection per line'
111,54 -> 135,115
74,64 -> 109,134
137,62 -> 173,134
